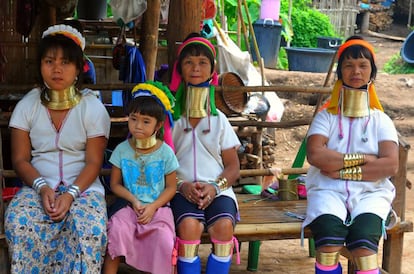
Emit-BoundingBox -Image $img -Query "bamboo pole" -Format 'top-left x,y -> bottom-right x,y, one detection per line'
213,19 -> 228,47
2,167 -> 308,179
0,84 -> 332,94
237,0 -> 251,54
242,0 -> 264,75
231,118 -> 311,128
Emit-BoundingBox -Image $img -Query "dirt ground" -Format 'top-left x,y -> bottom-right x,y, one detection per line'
120,24 -> 414,273
220,25 -> 414,273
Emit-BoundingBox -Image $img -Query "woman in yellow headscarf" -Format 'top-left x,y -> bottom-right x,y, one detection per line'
303,36 -> 399,274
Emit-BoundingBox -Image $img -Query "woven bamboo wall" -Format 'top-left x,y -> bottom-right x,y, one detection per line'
313,0 -> 359,38
0,0 -> 122,87
0,1 -> 43,85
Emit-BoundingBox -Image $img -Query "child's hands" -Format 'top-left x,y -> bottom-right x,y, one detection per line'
132,200 -> 143,215
136,204 -> 156,225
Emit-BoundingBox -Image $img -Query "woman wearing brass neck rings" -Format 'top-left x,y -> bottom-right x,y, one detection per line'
303,36 -> 399,274
169,33 -> 241,274
5,24 -> 110,273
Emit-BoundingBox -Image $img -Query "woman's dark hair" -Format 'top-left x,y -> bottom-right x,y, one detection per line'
127,96 -> 165,123
37,33 -> 85,87
176,32 -> 215,75
337,35 -> 377,81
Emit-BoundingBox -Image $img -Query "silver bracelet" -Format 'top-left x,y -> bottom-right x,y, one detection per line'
32,177 -> 47,194
67,184 -> 81,200
209,182 -> 221,195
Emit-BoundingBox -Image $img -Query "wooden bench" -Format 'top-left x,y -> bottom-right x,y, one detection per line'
0,137 -> 412,274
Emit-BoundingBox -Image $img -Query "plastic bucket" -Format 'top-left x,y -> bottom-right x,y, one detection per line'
317,36 -> 342,50
251,19 -> 282,69
285,47 -> 336,73
401,31 -> 414,65
260,0 -> 281,20
76,0 -> 107,20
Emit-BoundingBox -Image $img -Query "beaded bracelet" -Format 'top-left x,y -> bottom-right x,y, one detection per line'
67,184 -> 81,200
339,166 -> 363,181
343,153 -> 365,168
32,177 -> 47,194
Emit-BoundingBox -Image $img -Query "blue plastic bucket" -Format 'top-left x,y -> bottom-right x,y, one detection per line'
251,19 -> 282,69
285,47 -> 336,73
401,31 -> 414,65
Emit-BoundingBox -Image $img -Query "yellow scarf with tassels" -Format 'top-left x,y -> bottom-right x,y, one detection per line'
326,80 -> 384,114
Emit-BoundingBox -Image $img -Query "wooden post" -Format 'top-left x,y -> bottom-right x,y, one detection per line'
140,0 -> 161,81
360,11 -> 370,34
166,0 -> 202,82
382,139 -> 410,273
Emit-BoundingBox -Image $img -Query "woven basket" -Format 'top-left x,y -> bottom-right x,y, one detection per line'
215,72 -> 248,116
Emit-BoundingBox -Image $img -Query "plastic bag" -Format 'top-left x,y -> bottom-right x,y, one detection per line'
112,26 -> 127,70
110,0 -> 147,24
16,0 -> 38,37
215,28 -> 285,121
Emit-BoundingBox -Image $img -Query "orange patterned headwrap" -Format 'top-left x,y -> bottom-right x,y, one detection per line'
337,39 -> 375,61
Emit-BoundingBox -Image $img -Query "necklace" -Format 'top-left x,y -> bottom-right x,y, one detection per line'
135,151 -> 148,186
132,138 -> 158,186
41,85 -> 81,110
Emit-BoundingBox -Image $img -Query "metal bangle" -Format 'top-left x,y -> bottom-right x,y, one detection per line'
339,167 -> 362,181
343,153 -> 365,168
210,182 -> 221,195
67,184 -> 81,200
32,177 -> 47,194
216,177 -> 228,192
177,180 -> 184,192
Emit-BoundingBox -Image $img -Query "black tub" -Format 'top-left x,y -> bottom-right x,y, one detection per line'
285,47 -> 336,73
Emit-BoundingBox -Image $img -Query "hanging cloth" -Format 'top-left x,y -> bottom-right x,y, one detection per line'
110,0 -> 147,24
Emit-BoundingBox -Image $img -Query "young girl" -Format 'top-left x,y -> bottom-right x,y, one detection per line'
103,81 -> 179,274
303,36 -> 399,274
169,33 -> 241,274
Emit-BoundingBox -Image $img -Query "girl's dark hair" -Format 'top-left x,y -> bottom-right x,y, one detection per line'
127,96 -> 165,123
337,35 -> 377,81
177,32 -> 215,75
37,34 -> 85,87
